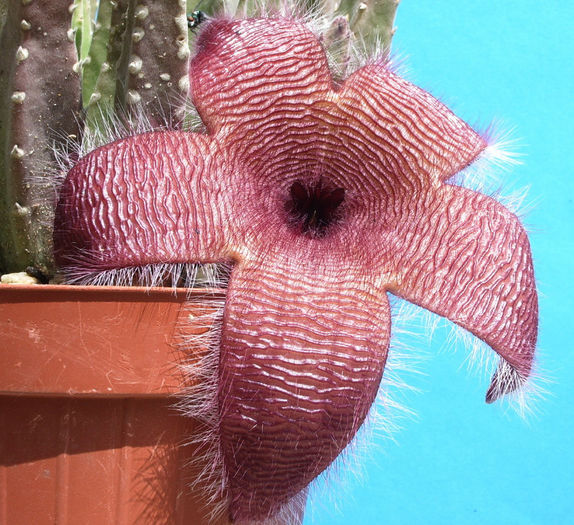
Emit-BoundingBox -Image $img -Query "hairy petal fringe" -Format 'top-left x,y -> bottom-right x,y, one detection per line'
58,262 -> 230,290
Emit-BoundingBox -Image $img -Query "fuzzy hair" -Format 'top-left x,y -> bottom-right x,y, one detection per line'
60,261 -> 230,291
444,320 -> 549,419
303,295 -> 424,521
175,297 -> 308,525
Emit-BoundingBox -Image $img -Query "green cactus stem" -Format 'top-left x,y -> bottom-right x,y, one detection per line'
322,15 -> 352,80
336,0 -> 399,52
124,0 -> 190,125
0,0 -> 81,274
74,0 -> 113,111
81,0 -> 190,133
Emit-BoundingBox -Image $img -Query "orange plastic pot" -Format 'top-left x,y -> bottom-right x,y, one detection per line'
0,284 -> 229,524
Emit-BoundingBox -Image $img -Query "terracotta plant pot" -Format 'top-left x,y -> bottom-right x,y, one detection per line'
0,284 -> 229,524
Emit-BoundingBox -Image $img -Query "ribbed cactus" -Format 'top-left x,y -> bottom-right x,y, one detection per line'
0,0 -> 398,276
0,0 -> 81,275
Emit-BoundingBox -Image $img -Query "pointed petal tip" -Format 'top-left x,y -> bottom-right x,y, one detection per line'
485,381 -> 501,404
485,359 -> 529,404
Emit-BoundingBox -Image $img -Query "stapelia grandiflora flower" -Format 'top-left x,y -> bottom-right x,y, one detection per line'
54,17 -> 538,524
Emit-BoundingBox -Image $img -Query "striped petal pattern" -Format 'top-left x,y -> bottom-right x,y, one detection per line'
219,258 -> 390,521
384,185 -> 538,400
190,18 -> 332,134
55,132 -> 236,270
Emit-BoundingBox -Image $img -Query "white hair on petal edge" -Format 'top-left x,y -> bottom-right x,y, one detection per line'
439,123 -> 544,417
221,0 -> 314,20
217,0 -> 384,82
50,93 -> 204,187
387,296 -> 549,421
175,295 -> 307,525
176,297 -> 227,521
56,262 -> 231,317
440,321 -> 549,419
489,358 -> 549,420
450,122 -> 538,220
59,261 -> 231,291
305,295 -> 425,522
452,123 -> 523,191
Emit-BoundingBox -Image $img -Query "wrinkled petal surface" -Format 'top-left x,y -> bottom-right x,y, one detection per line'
383,185 -> 538,399
219,256 -> 390,522
190,18 -> 332,134
339,65 -> 487,183
55,132 -> 236,270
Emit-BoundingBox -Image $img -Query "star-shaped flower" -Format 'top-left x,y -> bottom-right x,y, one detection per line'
54,17 -> 538,524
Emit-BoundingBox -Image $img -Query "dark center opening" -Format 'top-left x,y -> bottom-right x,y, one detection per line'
285,177 -> 346,237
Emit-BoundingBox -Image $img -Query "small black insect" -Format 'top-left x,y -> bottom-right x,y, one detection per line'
187,10 -> 206,30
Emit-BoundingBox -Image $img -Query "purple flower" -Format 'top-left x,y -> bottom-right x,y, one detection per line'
54,17 -> 538,523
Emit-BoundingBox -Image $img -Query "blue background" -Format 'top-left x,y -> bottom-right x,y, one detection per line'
304,2 -> 574,524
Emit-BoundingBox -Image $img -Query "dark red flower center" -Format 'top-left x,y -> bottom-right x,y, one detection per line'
285,177 -> 346,237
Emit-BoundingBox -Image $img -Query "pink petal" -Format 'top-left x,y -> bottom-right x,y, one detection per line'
54,132 -> 235,272
339,64 -> 487,184
385,184 -> 537,399
218,258 -> 390,521
190,18 -> 332,134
